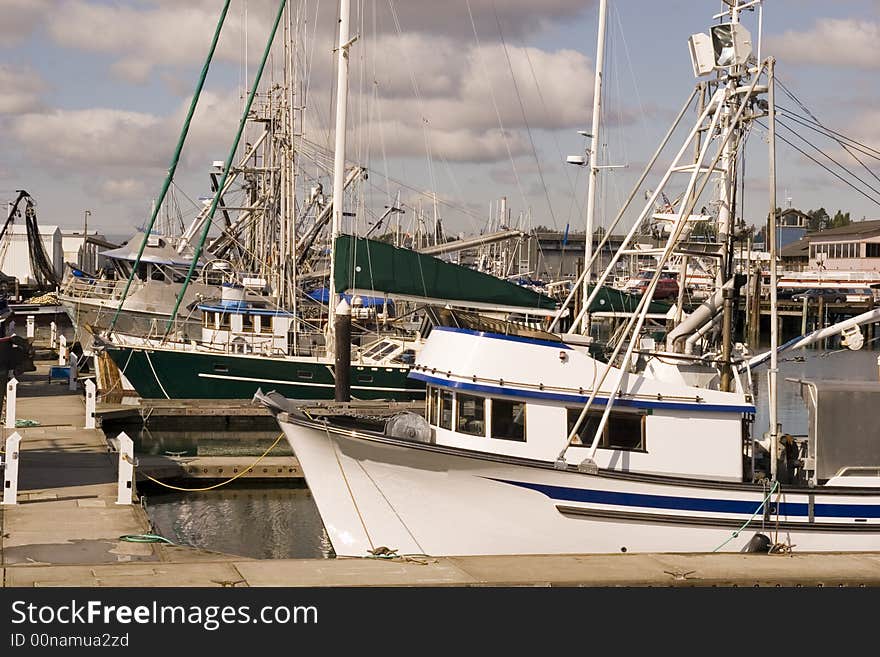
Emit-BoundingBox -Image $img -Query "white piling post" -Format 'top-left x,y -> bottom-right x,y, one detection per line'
2,432 -> 22,505
85,379 -> 96,429
68,351 -> 77,391
116,431 -> 134,505
50,321 -> 57,349
25,315 -> 34,339
58,334 -> 67,365
5,377 -> 17,429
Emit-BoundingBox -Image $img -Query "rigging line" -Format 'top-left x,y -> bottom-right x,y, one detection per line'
774,117 -> 880,200
464,0 -> 529,215
363,170 -> 485,221
755,120 -> 880,209
492,2 -> 558,229
775,77 -> 880,187
780,117 -> 880,194
386,0 -> 441,228
775,107 -> 880,164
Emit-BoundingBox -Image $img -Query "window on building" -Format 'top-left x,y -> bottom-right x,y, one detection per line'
566,408 -> 645,451
867,243 -> 880,258
491,399 -> 526,442
439,390 -> 453,430
456,393 -> 486,436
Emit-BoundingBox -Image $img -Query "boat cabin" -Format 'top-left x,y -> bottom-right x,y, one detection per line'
199,287 -> 293,356
410,310 -> 755,483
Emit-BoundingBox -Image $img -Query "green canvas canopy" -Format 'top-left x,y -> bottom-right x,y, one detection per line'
333,235 -> 558,311
587,284 -> 671,315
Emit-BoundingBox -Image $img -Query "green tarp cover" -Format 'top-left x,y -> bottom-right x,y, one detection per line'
587,284 -> 671,315
334,235 -> 558,311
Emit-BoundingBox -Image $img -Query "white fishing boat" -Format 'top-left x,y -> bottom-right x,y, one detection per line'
259,1 -> 880,557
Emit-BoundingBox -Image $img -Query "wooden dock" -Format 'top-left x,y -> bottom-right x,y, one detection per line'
96,399 -> 272,424
5,353 -> 880,587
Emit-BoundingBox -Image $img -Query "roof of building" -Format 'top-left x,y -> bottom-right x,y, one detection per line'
809,219 -> 880,241
780,238 -> 809,259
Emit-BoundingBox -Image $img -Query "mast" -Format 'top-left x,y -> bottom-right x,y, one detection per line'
326,0 -> 352,354
580,0 -> 608,335
767,56 -> 780,482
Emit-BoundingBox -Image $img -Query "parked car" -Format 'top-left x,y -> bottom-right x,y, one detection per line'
837,287 -> 874,303
625,272 -> 679,299
791,288 -> 846,303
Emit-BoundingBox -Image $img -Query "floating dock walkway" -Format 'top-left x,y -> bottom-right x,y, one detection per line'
4,350 -> 880,587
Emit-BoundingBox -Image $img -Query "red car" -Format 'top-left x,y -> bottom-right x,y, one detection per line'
626,272 -> 679,299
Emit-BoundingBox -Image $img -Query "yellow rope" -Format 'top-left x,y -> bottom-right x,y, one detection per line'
129,432 -> 286,492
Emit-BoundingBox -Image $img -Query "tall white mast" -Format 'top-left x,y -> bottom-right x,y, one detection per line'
581,0 -> 608,334
327,0 -> 351,352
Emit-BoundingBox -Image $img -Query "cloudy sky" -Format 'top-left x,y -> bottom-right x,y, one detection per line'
1,0 -> 879,242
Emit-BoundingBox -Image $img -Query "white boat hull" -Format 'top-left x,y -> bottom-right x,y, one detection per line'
279,417 -> 880,557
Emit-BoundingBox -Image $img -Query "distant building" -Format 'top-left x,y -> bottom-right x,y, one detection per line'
777,208 -> 808,250
526,231 -> 627,281
779,237 -> 809,271
0,224 -> 63,286
807,219 -> 880,271
60,230 -> 108,275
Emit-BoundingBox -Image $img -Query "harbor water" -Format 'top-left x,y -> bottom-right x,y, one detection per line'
128,342 -> 880,560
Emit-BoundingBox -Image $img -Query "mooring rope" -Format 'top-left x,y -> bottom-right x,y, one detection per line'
122,432 -> 284,492
712,479 -> 780,552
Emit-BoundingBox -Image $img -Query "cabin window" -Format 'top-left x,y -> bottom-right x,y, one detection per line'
456,393 -> 486,436
427,387 -> 441,425
566,408 -> 645,451
218,313 -> 230,330
243,314 -> 256,333
439,390 -> 453,430
259,316 -> 272,333
491,398 -> 525,442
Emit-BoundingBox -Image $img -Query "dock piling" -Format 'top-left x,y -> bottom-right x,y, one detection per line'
68,351 -> 77,391
84,379 -> 96,429
116,431 -> 134,505
2,431 -> 21,505
5,377 -> 17,429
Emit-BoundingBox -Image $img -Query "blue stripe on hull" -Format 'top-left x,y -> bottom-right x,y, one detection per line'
412,372 -> 756,414
491,478 -> 880,519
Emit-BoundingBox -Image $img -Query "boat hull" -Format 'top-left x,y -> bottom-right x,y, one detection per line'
106,345 -> 425,401
278,416 -> 880,557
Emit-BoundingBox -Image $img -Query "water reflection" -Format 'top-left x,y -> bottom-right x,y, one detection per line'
751,342 -> 879,437
144,484 -> 333,560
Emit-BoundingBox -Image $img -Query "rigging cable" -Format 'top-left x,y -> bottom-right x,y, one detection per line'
492,1 -> 558,229
754,120 -> 880,210
463,0 -> 530,216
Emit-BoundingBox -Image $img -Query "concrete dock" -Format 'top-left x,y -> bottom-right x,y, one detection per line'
4,353 -> 880,587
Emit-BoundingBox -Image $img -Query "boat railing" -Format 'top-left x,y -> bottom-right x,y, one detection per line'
60,277 -> 136,302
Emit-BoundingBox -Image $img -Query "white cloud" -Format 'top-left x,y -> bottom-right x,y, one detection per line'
768,19 -> 880,69
9,108 -> 165,168
98,178 -> 147,201
0,65 -> 45,114
0,0 -> 51,45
